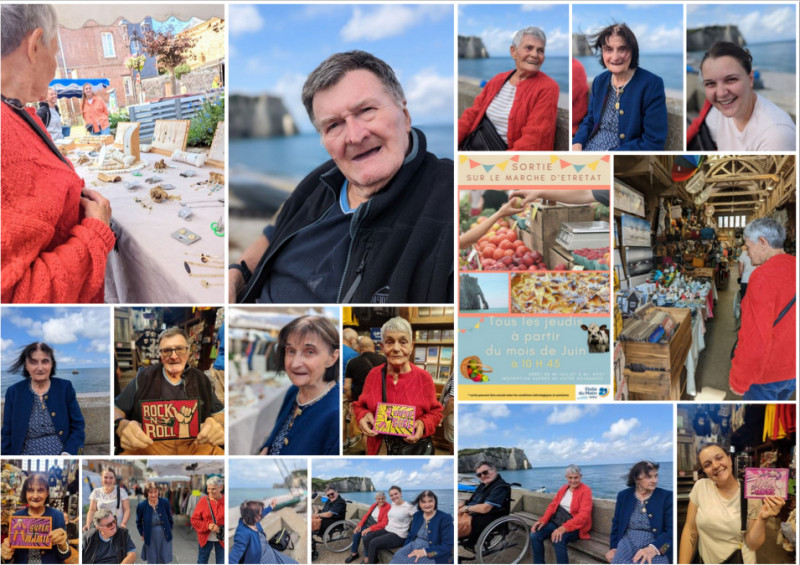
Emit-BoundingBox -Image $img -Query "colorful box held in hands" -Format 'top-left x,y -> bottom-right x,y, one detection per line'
744,468 -> 790,499
8,516 -> 52,549
374,403 -> 416,437
140,398 -> 201,440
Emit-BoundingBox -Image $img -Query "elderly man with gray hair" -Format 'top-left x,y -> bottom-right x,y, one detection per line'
530,464 -> 593,564
729,217 -> 796,400
190,476 -> 225,563
458,26 -> 560,150
230,50 -> 453,304
83,508 -> 136,564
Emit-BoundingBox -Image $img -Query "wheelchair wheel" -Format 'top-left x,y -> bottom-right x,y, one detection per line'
323,519 -> 356,552
476,515 -> 530,564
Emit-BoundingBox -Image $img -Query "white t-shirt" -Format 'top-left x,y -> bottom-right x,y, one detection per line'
739,250 -> 756,284
385,501 -> 415,538
90,486 -> 129,526
707,93 -> 796,151
689,479 -> 759,564
559,489 -> 573,515
47,107 -> 63,141
485,82 -> 517,145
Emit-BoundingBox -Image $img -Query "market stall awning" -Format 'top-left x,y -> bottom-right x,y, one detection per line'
53,4 -> 223,28
49,78 -> 109,98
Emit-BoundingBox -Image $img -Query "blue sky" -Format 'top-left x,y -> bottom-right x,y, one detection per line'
462,274 -> 508,309
459,404 -> 673,467
229,458 -> 307,489
458,4 -> 569,58
313,458 -> 454,490
687,3 -> 796,44
572,3 -> 683,53
229,4 -> 454,131
1,307 -> 110,368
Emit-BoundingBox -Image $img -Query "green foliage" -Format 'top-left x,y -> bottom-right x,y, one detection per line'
108,108 -> 130,130
174,63 -> 192,80
187,94 -> 224,147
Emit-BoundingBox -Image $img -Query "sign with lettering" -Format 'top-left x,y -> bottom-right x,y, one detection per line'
140,399 -> 200,441
374,403 -> 416,437
744,468 -> 789,499
9,516 -> 52,549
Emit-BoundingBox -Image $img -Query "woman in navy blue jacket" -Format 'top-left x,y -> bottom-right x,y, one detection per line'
136,482 -> 174,564
572,23 -> 667,151
229,499 -> 298,564
390,491 -> 453,565
1,342 -> 85,455
607,461 -> 673,564
0,473 -> 71,563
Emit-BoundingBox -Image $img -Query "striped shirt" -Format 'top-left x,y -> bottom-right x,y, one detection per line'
485,82 -> 517,145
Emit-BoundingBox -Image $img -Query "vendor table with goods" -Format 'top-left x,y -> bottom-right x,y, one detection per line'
228,369 -> 290,455
69,147 -> 225,303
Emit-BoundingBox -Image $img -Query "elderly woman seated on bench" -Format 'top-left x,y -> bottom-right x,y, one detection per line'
458,461 -> 511,548
529,465 -> 593,564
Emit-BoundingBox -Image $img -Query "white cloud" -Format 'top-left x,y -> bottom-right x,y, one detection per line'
604,418 -> 640,439
477,404 -> 510,418
230,5 -> 264,35
87,339 -> 109,353
272,71 -> 312,130
521,5 -> 554,12
547,405 -> 585,424
1,338 -> 13,352
41,310 -> 109,344
422,459 -> 446,472
341,5 -> 422,42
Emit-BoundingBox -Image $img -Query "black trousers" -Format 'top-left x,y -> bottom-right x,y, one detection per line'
363,530 -> 405,563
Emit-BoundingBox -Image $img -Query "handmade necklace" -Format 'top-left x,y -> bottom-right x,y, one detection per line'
612,69 -> 636,109
184,262 -> 224,277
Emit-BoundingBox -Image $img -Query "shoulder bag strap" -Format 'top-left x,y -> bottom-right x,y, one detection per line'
739,481 -> 747,532
773,295 -> 796,327
207,496 -> 217,525
381,365 -> 387,403
117,485 -> 121,510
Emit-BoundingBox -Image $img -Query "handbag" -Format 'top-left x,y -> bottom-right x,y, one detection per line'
459,115 -> 507,151
549,505 -> 573,527
731,294 -> 795,359
381,366 -> 435,456
269,528 -> 295,551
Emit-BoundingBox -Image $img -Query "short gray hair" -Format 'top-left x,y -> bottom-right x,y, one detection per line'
744,217 -> 785,249
158,327 -> 189,346
93,508 -> 114,527
301,50 -> 406,130
206,476 -> 224,488
565,464 -> 582,476
1,4 -> 58,57
375,491 -> 386,499
381,317 -> 413,343
512,26 -> 547,49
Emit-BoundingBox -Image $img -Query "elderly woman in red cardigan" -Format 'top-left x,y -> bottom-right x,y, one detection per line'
529,465 -> 593,564
458,26 -> 559,151
1,4 -> 114,303
352,316 -> 443,456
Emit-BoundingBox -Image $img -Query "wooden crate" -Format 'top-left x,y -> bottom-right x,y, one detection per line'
693,267 -> 714,278
625,366 -> 686,401
548,244 -> 573,270
518,204 -> 594,255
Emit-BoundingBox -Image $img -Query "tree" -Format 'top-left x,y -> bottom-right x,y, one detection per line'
136,25 -> 197,96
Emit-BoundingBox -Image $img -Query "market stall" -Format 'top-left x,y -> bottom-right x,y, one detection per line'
613,155 -> 796,401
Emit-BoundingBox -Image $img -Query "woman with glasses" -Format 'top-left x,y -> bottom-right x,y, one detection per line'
136,482 -> 173,564
114,327 -> 225,455
84,467 -> 131,533
258,316 -> 340,455
1,342 -> 85,455
0,473 -> 73,563
82,508 -> 136,564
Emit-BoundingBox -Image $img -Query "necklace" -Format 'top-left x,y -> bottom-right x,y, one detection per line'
184,260 -> 223,269
184,262 -> 224,277
283,382 -> 334,446
297,381 -> 335,406
200,280 -> 224,288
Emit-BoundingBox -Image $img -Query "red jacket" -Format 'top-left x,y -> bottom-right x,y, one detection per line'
540,483 -> 593,540
1,103 -> 115,303
571,59 -> 588,135
191,495 -> 225,547
729,253 -> 796,393
357,502 -> 391,533
352,364 -> 443,455
458,70 -> 559,150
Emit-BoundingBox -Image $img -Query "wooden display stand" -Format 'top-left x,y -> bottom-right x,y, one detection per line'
113,122 -> 141,162
151,119 -> 190,157
206,121 -> 224,169
622,307 -> 692,400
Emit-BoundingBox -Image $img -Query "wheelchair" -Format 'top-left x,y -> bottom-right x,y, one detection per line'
311,504 -> 357,561
459,483 -> 530,564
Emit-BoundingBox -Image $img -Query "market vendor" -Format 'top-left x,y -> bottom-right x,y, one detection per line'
114,327 -> 225,455
229,50 -> 453,304
1,3 -> 115,303
729,218 -> 796,400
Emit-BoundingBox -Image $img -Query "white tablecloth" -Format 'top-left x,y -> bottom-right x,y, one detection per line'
229,372 -> 290,455
685,314 -> 706,396
74,151 -> 225,302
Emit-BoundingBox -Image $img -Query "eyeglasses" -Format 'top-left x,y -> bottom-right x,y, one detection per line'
475,470 -> 491,478
160,346 -> 189,357
98,519 -> 117,529
326,492 -> 335,497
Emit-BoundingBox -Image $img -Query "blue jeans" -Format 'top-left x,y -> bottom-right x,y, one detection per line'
530,522 -> 579,564
743,379 -> 796,400
91,126 -> 111,135
351,529 -> 364,554
197,541 -> 223,564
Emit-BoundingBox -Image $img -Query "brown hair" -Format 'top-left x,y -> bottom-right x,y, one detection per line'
240,500 -> 265,526
20,473 -> 50,506
9,342 -> 57,378
588,22 -> 639,70
276,316 -> 340,382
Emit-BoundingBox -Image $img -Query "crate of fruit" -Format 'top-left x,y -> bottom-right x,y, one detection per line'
571,247 -> 610,270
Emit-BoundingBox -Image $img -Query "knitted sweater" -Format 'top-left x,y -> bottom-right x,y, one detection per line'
457,70 -> 559,150
1,103 -> 115,302
352,364 -> 443,455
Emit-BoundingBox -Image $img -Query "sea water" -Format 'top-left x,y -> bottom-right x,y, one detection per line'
459,55 -> 570,93
228,487 -> 293,508
1,367 -> 110,396
688,39 -> 796,74
575,53 -> 683,93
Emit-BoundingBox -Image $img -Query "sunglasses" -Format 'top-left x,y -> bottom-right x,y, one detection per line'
326,492 -> 335,497
476,470 -> 491,477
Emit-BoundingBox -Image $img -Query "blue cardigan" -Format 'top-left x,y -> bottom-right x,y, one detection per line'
229,507 -> 272,564
392,510 -> 453,565
10,506 -> 68,563
1,377 -> 85,455
610,487 -> 673,561
136,498 -> 173,546
573,67 -> 667,150
260,383 -> 339,455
